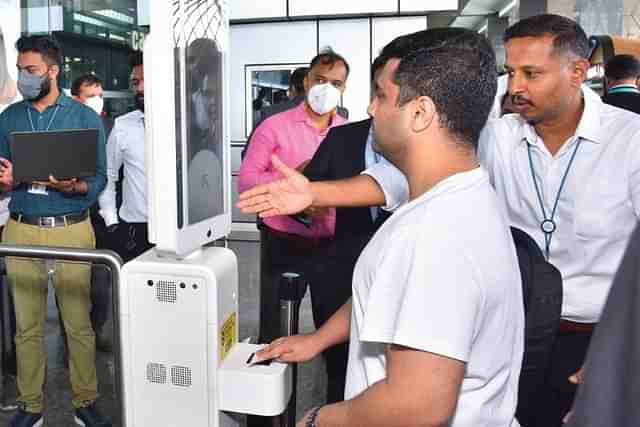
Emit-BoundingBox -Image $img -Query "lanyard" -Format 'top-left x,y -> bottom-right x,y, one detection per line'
526,139 -> 582,261
607,85 -> 640,95
26,104 -> 60,132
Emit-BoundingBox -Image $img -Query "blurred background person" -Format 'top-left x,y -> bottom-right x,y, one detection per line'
602,54 -> 640,114
99,52 -> 152,264
0,26 -> 16,105
69,73 -> 114,351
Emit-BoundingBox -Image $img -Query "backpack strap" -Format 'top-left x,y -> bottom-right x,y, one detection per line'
510,227 -> 563,425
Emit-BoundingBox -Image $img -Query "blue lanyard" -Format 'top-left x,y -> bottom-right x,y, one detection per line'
526,139 -> 582,260
607,85 -> 640,95
26,104 -> 60,132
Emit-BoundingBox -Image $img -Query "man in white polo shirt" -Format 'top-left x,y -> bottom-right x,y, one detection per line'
238,14 -> 640,427
253,28 -> 524,427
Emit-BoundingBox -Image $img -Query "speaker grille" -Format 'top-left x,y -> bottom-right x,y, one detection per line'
171,366 -> 192,387
156,280 -> 177,303
146,363 -> 167,384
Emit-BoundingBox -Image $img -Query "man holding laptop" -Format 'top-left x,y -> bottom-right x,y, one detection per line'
0,36 -> 109,427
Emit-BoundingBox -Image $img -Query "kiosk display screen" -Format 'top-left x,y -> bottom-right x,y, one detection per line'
173,0 -> 225,228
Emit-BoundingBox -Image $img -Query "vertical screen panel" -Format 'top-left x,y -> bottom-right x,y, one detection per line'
318,19 -> 370,122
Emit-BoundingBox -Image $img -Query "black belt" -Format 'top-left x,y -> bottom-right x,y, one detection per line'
559,320 -> 596,333
262,226 -> 332,250
10,211 -> 88,228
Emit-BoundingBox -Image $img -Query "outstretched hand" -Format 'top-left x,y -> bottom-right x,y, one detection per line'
237,155 -> 313,217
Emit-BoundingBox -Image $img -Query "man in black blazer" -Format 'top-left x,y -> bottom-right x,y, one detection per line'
602,54 -> 640,114
302,117 -> 390,403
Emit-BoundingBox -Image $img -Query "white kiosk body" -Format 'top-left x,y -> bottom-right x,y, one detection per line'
120,1 -> 292,426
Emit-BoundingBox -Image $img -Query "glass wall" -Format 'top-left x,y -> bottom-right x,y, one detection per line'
21,0 -> 148,118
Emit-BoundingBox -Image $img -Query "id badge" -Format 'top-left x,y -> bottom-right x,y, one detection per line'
28,183 -> 48,195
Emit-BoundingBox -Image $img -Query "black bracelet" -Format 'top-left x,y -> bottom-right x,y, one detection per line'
306,405 -> 322,427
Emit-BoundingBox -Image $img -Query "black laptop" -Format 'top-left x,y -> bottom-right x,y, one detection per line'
10,129 -> 98,182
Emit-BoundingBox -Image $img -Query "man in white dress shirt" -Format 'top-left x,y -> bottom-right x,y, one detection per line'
98,52 -> 152,263
238,14 -> 640,427
253,28 -> 524,427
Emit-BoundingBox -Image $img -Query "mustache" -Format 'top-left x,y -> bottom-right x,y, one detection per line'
511,94 -> 533,106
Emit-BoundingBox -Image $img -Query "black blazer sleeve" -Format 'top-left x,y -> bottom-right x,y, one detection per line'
303,127 -> 337,182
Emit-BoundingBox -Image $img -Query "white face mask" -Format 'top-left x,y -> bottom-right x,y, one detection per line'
307,82 -> 341,115
86,96 -> 104,115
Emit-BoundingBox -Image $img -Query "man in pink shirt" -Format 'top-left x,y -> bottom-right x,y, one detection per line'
239,50 -> 349,349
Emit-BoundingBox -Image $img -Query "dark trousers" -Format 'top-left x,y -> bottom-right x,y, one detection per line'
259,227 -> 351,405
0,258 -> 16,378
107,221 -> 154,264
249,228 -> 322,427
309,260 -> 352,404
520,329 -> 592,427
258,228 -> 317,343
90,210 -> 110,336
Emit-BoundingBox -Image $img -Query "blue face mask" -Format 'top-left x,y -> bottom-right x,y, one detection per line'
17,69 -> 50,101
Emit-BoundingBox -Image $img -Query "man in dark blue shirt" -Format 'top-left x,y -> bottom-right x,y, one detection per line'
0,36 -> 109,427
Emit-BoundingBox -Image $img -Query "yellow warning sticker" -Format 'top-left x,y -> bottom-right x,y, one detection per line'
219,312 -> 237,362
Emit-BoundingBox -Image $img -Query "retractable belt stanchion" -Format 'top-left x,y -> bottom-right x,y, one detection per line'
277,272 -> 308,427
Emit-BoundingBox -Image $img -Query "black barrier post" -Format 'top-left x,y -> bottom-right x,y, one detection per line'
278,272 -> 308,427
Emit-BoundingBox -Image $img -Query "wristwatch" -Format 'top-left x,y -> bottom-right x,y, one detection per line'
306,406 -> 322,427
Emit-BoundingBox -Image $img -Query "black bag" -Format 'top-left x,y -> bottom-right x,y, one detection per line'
511,227 -> 563,427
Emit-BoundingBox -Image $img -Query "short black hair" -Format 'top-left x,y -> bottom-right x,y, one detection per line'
376,28 -> 497,149
15,35 -> 61,66
605,54 -> 640,81
289,67 -> 307,94
129,51 -> 143,68
309,49 -> 350,78
71,74 -> 103,96
503,14 -> 589,59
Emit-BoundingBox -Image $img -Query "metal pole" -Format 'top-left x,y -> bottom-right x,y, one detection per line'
278,272 -> 308,427
0,244 -> 124,425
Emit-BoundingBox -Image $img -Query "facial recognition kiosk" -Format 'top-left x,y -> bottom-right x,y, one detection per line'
119,1 -> 292,426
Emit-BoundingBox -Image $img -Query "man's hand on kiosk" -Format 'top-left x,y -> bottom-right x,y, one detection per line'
254,333 -> 323,364
237,154 -> 313,217
0,158 -> 14,190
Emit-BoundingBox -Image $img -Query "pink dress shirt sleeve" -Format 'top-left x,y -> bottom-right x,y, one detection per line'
238,119 -> 283,192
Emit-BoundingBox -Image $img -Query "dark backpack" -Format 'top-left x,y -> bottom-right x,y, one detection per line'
511,227 -> 563,427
